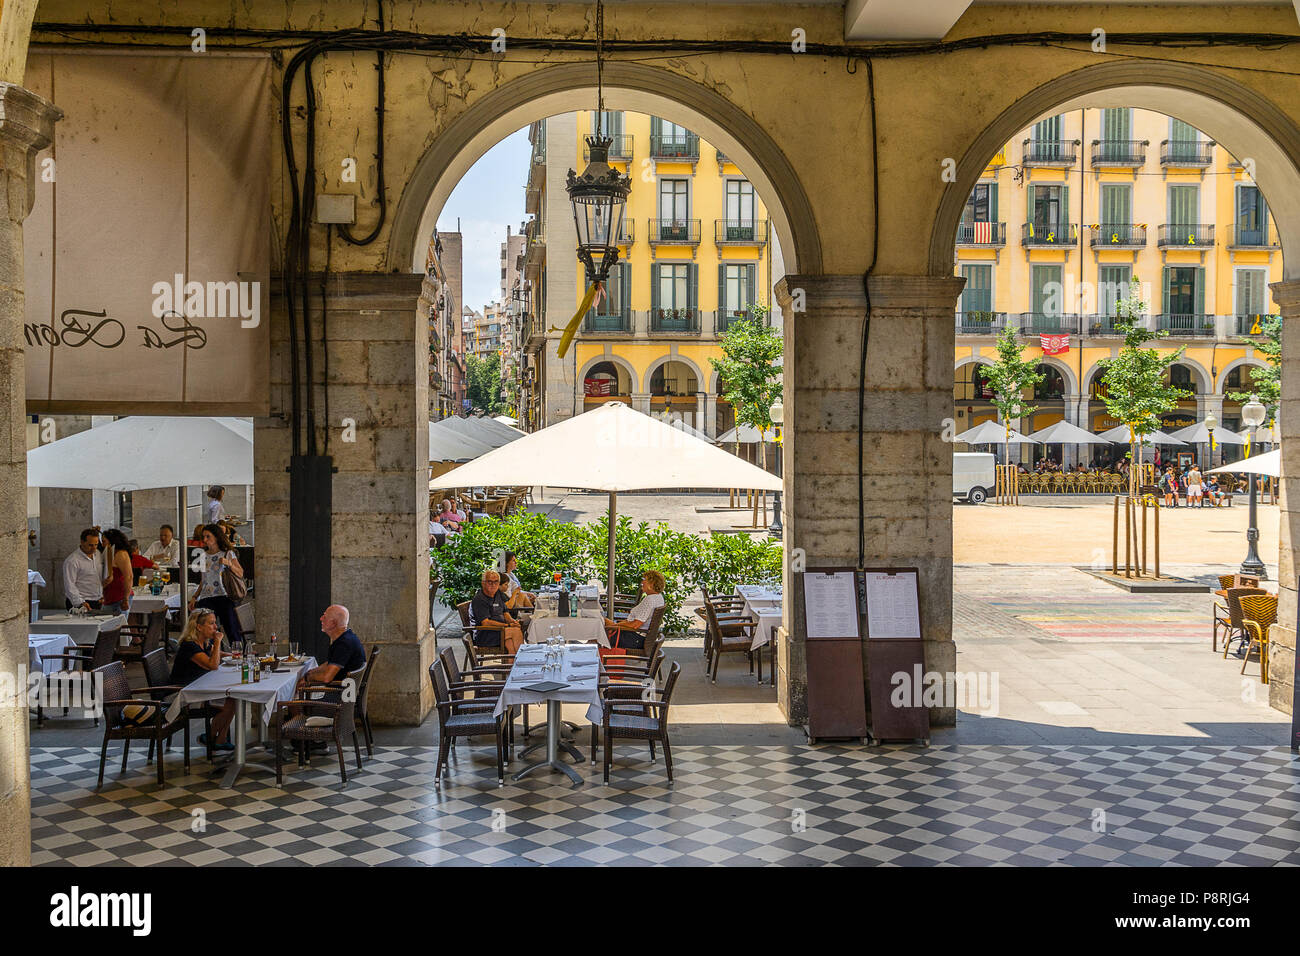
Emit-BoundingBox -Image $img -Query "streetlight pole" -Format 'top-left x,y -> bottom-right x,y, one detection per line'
768,399 -> 783,538
1240,394 -> 1267,579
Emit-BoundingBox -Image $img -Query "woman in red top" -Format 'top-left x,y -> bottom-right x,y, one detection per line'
127,539 -> 156,571
100,528 -> 133,614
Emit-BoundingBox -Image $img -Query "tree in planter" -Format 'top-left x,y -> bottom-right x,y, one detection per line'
709,305 -> 782,520
1228,315 -> 1281,450
465,353 -> 505,414
1095,278 -> 1190,499
980,326 -> 1044,465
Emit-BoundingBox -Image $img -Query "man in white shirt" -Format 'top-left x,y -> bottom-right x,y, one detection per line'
143,524 -> 181,567
62,528 -> 105,611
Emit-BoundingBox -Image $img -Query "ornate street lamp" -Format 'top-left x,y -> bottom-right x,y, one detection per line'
1204,408 -> 1217,470
768,399 -> 784,538
1240,394 -> 1267,579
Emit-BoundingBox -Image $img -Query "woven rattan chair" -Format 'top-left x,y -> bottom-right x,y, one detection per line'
1219,587 -> 1268,656
114,611 -> 166,667
37,628 -> 121,727
93,660 -> 190,788
352,645 -> 380,757
598,661 -> 681,784
273,663 -> 366,786
703,601 -> 757,683
1238,593 -> 1278,683
429,660 -> 509,787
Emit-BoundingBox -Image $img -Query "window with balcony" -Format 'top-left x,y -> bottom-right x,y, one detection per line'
1094,108 -> 1142,163
587,262 -> 630,332
1235,268 -> 1268,333
1098,265 -> 1132,321
723,180 -> 757,239
650,117 -> 698,159
1166,118 -> 1200,162
1028,264 -> 1064,332
958,183 -> 1001,244
658,179 -> 690,238
718,263 -> 757,331
1029,114 -> 1066,162
651,262 -> 698,331
958,264 -> 994,330
1234,185 -> 1270,246
1028,184 -> 1069,243
1161,265 -> 1208,333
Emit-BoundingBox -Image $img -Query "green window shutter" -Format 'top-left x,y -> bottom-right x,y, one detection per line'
717,263 -> 727,314
621,263 -> 630,315
1062,184 -> 1070,228
651,265 -> 661,314
1195,267 -> 1205,315
688,263 -> 698,313
989,183 -> 998,222
651,116 -> 661,139
1162,267 -> 1171,314
746,264 -> 756,312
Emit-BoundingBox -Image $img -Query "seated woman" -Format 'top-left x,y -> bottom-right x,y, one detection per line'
187,523 -> 206,548
501,551 -> 534,610
170,608 -> 237,751
435,498 -> 465,533
603,570 -> 667,650
470,569 -> 524,654
127,539 -> 156,571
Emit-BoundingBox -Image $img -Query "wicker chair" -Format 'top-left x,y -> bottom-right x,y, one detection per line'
437,646 -> 521,738
273,663 -> 367,786
598,661 -> 681,784
353,645 -> 381,757
428,660 -> 509,787
1238,593 -> 1278,683
92,660 -> 190,788
114,611 -> 166,667
1218,587 -> 1268,656
703,601 -> 757,683
37,628 -> 121,727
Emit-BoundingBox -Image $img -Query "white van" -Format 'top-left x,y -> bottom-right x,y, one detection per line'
954,452 -> 996,504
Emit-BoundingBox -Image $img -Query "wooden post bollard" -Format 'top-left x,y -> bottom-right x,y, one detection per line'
1154,500 -> 1160,579
1141,497 -> 1147,576
1124,496 -> 1132,578
1112,496 -> 1119,574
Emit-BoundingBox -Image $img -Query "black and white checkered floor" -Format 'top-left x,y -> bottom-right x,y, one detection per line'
29,742 -> 1300,865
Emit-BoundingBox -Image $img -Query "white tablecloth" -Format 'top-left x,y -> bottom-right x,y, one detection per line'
28,569 -> 46,587
129,583 -> 196,616
28,634 -> 76,674
165,657 -> 317,726
751,607 -> 782,651
30,614 -> 128,646
493,643 -> 602,722
737,584 -> 782,608
526,616 -> 609,647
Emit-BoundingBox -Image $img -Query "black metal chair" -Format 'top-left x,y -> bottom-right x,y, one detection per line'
598,661 -> 681,784
93,660 -> 190,788
428,660 -> 509,787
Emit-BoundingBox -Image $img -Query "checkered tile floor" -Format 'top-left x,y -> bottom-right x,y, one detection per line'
29,743 -> 1300,865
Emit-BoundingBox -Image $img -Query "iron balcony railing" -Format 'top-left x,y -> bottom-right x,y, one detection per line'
650,132 -> 700,160
954,311 -> 1009,334
1017,313 -> 1081,335
1090,139 -> 1148,166
715,309 -> 770,334
955,221 -> 1007,246
649,308 -> 700,333
1159,140 -> 1214,166
584,310 -> 633,334
714,219 -> 770,244
649,218 -> 702,244
1156,313 -> 1216,336
1089,223 -> 1147,248
1022,138 -> 1079,165
1236,314 -> 1278,336
1021,221 -> 1076,246
584,133 -> 634,161
1082,314 -> 1141,336
1229,222 -> 1279,248
1157,223 -> 1215,248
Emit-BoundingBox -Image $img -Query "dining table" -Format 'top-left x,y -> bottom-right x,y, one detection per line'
737,585 -> 782,685
493,642 -> 602,786
28,633 -> 76,674
164,655 -> 318,788
30,613 -> 129,646
526,616 -> 610,647
129,583 -> 197,617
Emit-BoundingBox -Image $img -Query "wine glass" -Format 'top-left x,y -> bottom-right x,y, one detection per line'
289,641 -> 300,661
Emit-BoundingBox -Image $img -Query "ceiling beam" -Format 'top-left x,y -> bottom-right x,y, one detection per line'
845,0 -> 974,40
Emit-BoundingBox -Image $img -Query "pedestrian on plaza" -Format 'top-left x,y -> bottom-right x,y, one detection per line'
206,485 -> 227,524
1186,465 -> 1204,507
188,523 -> 245,646
99,528 -> 133,615
1159,468 -> 1175,507
62,528 -> 104,611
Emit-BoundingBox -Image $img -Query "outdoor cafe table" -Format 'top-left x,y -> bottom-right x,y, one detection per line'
30,613 -> 128,646
129,583 -> 197,617
526,616 -> 609,647
28,633 -> 76,674
493,643 -> 602,785
165,656 -> 317,788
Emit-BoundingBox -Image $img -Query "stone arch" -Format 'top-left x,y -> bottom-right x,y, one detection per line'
388,61 -> 821,276
929,60 -> 1300,279
578,353 -> 638,394
1168,357 -> 1213,395
1034,356 -> 1077,399
644,353 -> 704,396
1216,356 -> 1270,395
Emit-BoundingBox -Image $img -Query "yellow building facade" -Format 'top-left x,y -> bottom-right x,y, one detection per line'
954,107 -> 1282,466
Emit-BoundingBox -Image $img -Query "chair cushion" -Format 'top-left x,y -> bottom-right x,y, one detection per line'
443,712 -> 500,735
607,713 -> 661,737
304,716 -> 333,727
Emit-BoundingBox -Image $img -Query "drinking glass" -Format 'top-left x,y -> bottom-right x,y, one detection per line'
290,641 -> 300,660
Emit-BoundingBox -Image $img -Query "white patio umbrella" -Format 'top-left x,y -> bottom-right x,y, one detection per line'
427,421 -> 495,463
1026,420 -> 1113,445
953,420 -> 1038,445
667,418 -> 716,443
26,416 -> 254,607
717,424 -> 774,443
1095,424 -> 1187,445
434,402 -> 781,608
1168,421 -> 1248,445
1209,449 -> 1280,478
493,414 -> 518,426
435,415 -> 521,449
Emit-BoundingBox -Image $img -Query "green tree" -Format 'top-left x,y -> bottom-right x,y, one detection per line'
1228,315 -> 1281,422
465,353 -> 504,414
980,325 -> 1044,461
708,305 -> 783,471
1095,279 -> 1190,497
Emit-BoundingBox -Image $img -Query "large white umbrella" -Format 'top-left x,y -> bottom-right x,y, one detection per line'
717,424 -> 774,443
435,415 -> 521,449
953,420 -> 1038,445
428,421 -> 495,463
1026,420 -> 1113,444
1095,424 -> 1187,445
667,418 -> 716,443
435,402 -> 781,607
1209,450 -> 1280,478
1168,421 -> 1248,445
493,415 -> 518,426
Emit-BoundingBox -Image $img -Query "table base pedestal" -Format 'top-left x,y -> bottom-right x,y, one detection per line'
512,700 -> 584,786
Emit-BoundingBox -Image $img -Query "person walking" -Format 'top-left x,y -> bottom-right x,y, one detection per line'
1186,464 -> 1204,508
187,523 -> 245,646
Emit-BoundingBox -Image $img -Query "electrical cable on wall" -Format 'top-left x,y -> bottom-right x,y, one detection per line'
858,57 -> 878,572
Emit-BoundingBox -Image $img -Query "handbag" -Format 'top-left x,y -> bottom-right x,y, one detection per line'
220,552 -> 248,600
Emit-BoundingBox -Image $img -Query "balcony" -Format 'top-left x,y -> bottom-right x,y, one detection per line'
954,311 -> 1009,335
584,134 -> 633,161
1090,139 -> 1148,167
714,219 -> 769,245
1229,222 -> 1279,249
715,308 -> 770,334
584,310 -> 632,334
955,221 -> 1007,246
649,308 -> 700,334
650,132 -> 699,161
429,328 -> 442,351
1021,221 -> 1076,247
1156,313 -> 1216,336
1088,223 -> 1146,248
1236,314 -> 1277,336
430,368 -> 445,390
1022,139 -> 1079,166
1082,314 -> 1139,336
1159,140 -> 1214,167
1017,313 -> 1081,335
649,218 -> 701,253
1157,223 -> 1215,248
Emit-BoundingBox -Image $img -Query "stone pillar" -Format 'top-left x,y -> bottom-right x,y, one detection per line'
1196,394 -> 1225,470
258,273 -> 434,726
703,392 -> 717,439
630,392 -> 650,415
694,392 -> 705,433
776,274 -> 962,726
1268,279 -> 1300,718
0,82 -> 61,868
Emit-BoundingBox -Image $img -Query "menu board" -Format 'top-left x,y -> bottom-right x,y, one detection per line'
864,571 -> 921,639
802,571 -> 860,639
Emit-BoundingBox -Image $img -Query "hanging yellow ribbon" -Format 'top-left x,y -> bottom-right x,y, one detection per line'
555,281 -> 600,358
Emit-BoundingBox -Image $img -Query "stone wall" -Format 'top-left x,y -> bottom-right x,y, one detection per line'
1269,280 -> 1300,718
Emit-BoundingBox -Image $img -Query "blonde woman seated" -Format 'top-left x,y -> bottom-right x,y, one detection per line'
501,551 -> 535,610
470,569 -> 524,654
603,570 -> 666,650
169,608 -> 237,751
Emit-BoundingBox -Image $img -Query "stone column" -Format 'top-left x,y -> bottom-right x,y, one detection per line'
694,392 -> 705,433
775,274 -> 963,726
1268,279 -> 1300,718
0,82 -> 61,868
703,392 -> 718,439
258,273 -> 433,726
630,392 -> 650,415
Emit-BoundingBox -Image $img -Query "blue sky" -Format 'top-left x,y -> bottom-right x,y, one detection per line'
436,126 -> 532,313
